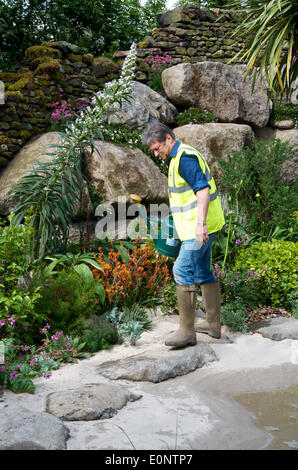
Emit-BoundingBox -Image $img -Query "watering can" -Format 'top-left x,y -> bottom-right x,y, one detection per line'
130,194 -> 181,259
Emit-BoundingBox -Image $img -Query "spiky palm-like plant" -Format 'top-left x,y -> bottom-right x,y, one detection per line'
228,0 -> 298,98
8,43 -> 137,259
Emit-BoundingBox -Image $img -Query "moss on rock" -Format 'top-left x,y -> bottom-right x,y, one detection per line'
26,45 -> 62,60
33,57 -> 61,74
7,72 -> 34,91
0,136 -> 13,145
19,130 -> 31,140
82,53 -> 94,65
6,91 -> 29,103
67,53 -> 83,62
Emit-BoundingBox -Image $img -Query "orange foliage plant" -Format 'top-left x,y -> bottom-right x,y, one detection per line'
92,239 -> 171,308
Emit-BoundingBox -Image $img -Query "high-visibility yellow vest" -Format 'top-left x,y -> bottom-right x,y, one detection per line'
168,143 -> 225,241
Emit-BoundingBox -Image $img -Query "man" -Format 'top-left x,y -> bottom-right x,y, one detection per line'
142,122 -> 225,348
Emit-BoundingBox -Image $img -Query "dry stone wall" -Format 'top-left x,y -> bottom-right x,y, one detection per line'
0,41 -> 120,169
0,6 -> 248,171
134,6 -> 245,82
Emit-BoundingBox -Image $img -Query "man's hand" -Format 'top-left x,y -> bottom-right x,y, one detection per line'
195,224 -> 209,245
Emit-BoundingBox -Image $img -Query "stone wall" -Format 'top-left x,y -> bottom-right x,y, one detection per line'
0,6 -> 256,171
0,41 -> 120,169
134,6 -> 245,82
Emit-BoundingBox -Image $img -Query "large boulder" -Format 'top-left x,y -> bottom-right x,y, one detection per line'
173,123 -> 255,185
46,383 -> 142,421
0,132 -> 93,218
275,128 -> 298,184
105,80 -> 178,129
0,404 -> 69,450
162,62 -> 272,128
84,140 -> 168,206
97,342 -> 218,383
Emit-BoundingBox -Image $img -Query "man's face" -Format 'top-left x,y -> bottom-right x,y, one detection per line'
149,134 -> 175,160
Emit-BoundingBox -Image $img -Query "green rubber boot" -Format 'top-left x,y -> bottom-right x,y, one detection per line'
195,281 -> 221,339
165,284 -> 197,349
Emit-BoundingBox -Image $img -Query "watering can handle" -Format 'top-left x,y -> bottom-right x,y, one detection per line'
129,194 -> 158,239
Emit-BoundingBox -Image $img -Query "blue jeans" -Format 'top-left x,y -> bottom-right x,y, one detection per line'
173,233 -> 216,286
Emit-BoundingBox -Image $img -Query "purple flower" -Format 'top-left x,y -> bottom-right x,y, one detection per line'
0,320 -> 4,327
10,372 -> 18,379
235,239 -> 241,245
23,345 -> 28,352
235,275 -> 239,281
0,366 -> 6,372
29,359 -> 36,366
44,374 -> 52,380
214,263 -> 219,269
230,282 -> 235,287
8,316 -> 16,325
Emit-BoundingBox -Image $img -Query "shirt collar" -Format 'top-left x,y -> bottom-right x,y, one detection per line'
170,140 -> 181,157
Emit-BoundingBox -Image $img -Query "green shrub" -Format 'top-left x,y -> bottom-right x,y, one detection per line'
120,302 -> 153,332
234,240 -> 298,308
161,280 -> 178,314
33,270 -> 101,334
270,101 -> 298,128
175,107 -> 215,127
0,213 -> 45,340
215,138 -> 298,237
80,315 -> 118,352
213,263 -> 263,307
103,303 -> 153,345
220,301 -> 248,333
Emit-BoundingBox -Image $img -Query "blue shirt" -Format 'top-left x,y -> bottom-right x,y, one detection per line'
169,141 -> 210,194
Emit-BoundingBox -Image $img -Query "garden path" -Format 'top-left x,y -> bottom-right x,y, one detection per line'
1,309 -> 298,450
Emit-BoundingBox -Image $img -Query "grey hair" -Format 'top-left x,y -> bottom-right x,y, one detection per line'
141,122 -> 175,147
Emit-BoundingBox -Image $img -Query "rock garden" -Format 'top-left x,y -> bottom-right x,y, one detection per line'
0,1 -> 297,451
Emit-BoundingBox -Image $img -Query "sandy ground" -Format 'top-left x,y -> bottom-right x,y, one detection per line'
3,311 -> 298,450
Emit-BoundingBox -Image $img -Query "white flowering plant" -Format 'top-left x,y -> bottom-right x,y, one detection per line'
9,43 -> 137,259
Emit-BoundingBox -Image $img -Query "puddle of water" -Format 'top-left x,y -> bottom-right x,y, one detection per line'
233,386 -> 298,450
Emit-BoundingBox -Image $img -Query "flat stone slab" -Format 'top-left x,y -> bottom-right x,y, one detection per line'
249,317 -> 298,341
46,383 -> 142,421
97,341 -> 218,383
0,404 -> 69,450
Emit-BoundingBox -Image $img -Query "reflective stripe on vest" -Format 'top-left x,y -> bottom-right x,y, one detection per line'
168,143 -> 225,240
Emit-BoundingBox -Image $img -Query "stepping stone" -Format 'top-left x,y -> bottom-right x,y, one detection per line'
97,341 -> 218,383
0,404 -> 69,450
46,383 -> 142,421
249,317 -> 298,341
